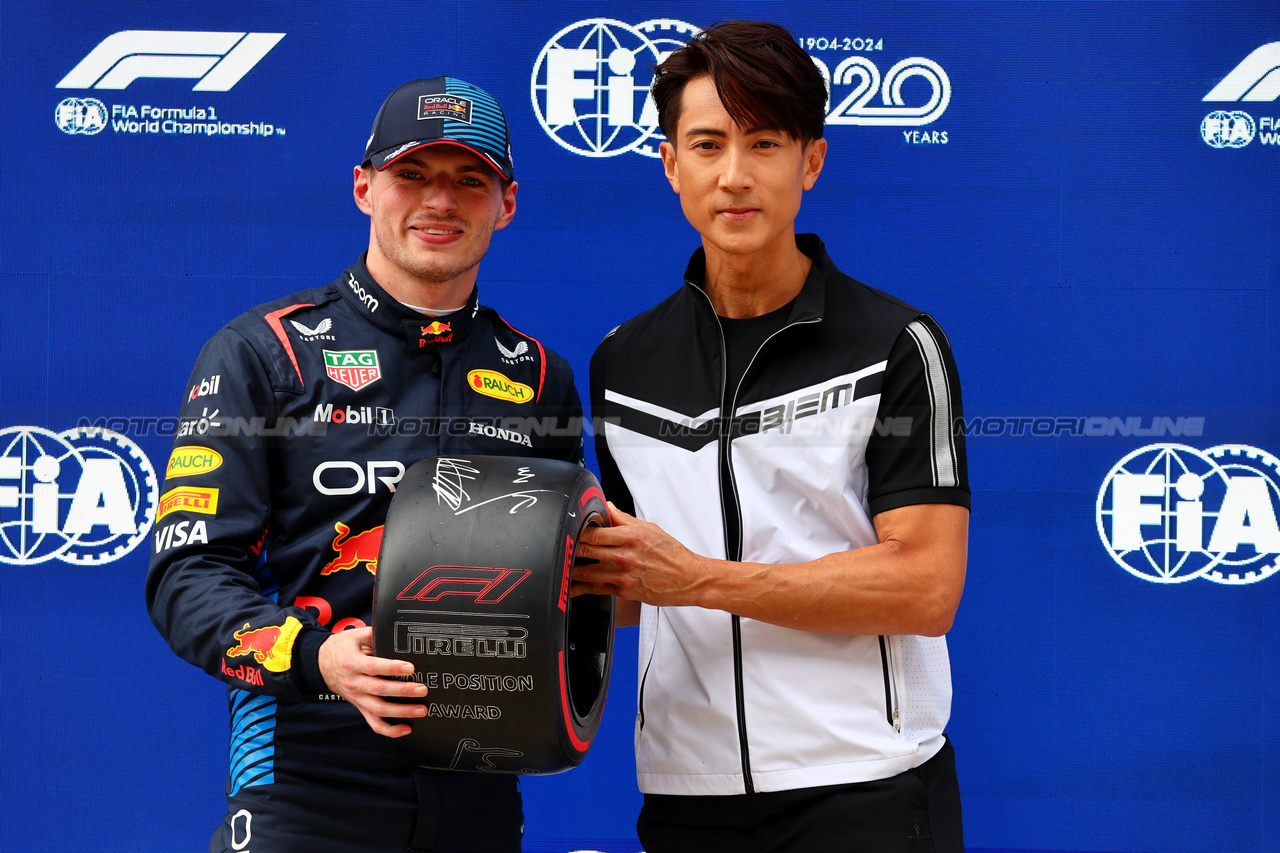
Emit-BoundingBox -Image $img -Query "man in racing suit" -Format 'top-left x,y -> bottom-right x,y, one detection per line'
146,77 -> 582,852
572,23 -> 969,852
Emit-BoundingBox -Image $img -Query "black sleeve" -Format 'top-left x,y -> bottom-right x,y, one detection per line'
865,315 -> 970,516
144,327 -> 329,699
589,331 -> 635,514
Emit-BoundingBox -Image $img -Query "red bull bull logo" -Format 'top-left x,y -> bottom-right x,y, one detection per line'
322,522 -> 383,575
419,321 -> 454,348
225,615 -> 302,673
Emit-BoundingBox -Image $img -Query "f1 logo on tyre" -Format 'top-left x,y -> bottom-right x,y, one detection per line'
397,566 -> 532,604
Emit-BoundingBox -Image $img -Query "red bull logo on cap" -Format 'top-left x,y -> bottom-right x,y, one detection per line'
419,93 -> 472,123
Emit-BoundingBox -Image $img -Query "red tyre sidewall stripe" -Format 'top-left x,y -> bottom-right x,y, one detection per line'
558,650 -> 591,753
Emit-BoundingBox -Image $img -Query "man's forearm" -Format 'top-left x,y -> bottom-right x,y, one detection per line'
576,502 -> 968,636
689,514 -> 966,636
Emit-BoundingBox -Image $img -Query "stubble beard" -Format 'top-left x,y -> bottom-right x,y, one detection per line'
374,216 -> 495,286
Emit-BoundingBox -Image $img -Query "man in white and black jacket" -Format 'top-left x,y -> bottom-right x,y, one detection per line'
573,21 -> 970,853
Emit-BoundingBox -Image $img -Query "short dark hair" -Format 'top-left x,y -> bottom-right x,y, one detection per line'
652,20 -> 826,144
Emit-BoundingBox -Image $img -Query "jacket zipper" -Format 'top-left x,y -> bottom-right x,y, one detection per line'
694,283 -> 821,794
878,635 -> 901,733
707,303 -> 755,793
636,634 -> 656,732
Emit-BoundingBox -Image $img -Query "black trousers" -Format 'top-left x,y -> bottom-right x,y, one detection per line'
637,738 -> 963,853
210,766 -> 522,853
209,702 -> 522,853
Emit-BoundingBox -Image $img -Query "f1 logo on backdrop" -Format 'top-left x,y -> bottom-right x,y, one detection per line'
1201,41 -> 1280,149
531,18 -> 952,159
57,31 -> 284,91
1096,444 -> 1280,585
0,426 -> 158,565
54,30 -> 288,140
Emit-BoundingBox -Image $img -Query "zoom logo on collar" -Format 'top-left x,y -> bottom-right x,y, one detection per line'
347,273 -> 379,312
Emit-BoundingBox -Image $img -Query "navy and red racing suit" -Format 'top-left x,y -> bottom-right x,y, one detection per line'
145,255 -> 583,852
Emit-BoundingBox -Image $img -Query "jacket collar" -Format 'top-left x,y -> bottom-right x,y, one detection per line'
337,253 -> 482,351
682,233 -> 829,326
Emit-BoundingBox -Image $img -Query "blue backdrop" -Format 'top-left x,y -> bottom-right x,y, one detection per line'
2,2 -> 1277,851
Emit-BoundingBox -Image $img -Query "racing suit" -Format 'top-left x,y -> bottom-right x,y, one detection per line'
146,255 -> 582,852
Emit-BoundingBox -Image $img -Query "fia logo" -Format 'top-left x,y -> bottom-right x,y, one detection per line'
1096,444 -> 1280,585
531,18 -> 700,159
0,426 -> 158,565
58,31 -> 284,91
1201,111 -> 1256,148
54,97 -> 108,135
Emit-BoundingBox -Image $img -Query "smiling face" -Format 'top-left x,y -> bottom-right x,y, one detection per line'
353,144 -> 517,305
660,75 -> 826,265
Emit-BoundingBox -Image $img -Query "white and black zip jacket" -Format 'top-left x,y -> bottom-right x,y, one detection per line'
591,234 -> 969,796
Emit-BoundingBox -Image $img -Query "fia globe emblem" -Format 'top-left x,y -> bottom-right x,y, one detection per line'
55,97 -> 108,135
1201,110 -> 1255,148
0,426 -> 158,565
531,18 -> 699,159
1096,444 -> 1280,584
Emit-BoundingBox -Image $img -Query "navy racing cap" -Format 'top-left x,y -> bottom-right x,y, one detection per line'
363,76 -> 514,180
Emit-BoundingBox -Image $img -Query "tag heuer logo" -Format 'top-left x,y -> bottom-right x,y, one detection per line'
323,350 -> 381,391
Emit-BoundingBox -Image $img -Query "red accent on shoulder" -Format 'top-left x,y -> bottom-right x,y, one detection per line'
495,316 -> 547,403
263,304 -> 316,386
